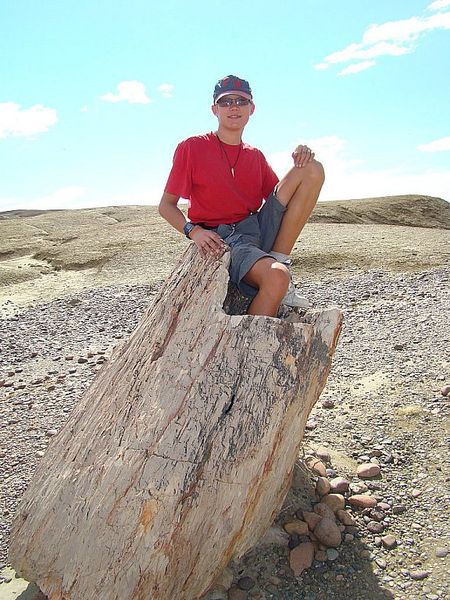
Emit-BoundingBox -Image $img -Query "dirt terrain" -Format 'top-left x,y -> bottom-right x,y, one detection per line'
0,195 -> 449,599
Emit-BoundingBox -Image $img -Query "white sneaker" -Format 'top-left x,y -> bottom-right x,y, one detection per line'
282,279 -> 310,308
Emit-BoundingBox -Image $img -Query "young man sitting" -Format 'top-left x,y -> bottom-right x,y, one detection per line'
159,75 -> 324,317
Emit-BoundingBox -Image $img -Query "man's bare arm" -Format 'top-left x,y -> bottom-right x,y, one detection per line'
158,192 -> 227,259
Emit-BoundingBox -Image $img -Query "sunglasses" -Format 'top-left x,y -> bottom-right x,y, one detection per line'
216,97 -> 252,108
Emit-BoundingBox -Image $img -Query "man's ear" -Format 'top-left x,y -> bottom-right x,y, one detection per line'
211,104 -> 218,117
250,102 -> 255,115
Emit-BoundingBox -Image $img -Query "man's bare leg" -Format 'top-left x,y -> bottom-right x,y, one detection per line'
244,258 -> 290,316
272,159 -> 325,255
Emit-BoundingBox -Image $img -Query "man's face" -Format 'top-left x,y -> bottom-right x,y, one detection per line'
211,94 -> 255,130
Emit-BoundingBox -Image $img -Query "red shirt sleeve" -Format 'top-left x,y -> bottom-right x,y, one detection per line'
164,140 -> 193,199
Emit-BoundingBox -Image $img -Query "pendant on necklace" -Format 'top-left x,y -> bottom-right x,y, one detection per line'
231,168 -> 235,177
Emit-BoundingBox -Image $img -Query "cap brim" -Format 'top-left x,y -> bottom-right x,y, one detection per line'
215,91 -> 253,102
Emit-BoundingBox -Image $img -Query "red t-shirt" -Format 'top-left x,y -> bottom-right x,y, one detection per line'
164,132 -> 279,226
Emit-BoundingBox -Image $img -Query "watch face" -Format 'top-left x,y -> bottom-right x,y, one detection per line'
184,222 -> 195,236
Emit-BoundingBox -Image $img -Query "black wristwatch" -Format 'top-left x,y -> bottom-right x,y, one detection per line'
183,222 -> 196,239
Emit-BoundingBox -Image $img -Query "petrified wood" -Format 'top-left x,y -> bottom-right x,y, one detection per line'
9,245 -> 342,600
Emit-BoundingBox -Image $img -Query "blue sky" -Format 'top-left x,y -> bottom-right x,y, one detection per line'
1,0 -> 449,211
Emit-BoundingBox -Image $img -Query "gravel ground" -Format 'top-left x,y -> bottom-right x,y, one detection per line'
0,266 -> 449,599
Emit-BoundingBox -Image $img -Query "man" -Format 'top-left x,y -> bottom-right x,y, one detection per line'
159,75 -> 324,317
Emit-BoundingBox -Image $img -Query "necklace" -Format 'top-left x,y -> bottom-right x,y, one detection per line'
215,133 -> 242,177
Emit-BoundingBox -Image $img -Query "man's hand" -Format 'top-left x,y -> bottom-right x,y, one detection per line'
292,145 -> 315,168
190,226 -> 228,259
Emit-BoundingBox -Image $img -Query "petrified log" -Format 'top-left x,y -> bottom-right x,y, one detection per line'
9,245 -> 342,600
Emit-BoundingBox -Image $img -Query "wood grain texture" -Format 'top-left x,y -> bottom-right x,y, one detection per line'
9,245 -> 343,600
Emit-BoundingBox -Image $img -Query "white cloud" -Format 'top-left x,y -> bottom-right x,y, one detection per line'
338,61 -> 377,76
316,8 -> 450,73
80,106 -> 89,113
267,136 -> 450,202
157,83 -> 174,98
0,102 -> 57,139
428,0 -> 450,11
0,186 -> 86,212
418,136 -> 450,152
101,81 -> 151,104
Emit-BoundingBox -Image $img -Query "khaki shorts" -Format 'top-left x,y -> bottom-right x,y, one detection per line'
214,192 -> 286,298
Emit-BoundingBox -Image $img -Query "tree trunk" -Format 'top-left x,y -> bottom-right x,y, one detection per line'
9,245 -> 343,600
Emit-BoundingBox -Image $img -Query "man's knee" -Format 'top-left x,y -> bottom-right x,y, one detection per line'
303,159 -> 325,185
261,262 -> 290,296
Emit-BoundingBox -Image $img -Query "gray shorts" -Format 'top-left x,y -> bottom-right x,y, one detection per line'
214,192 -> 286,298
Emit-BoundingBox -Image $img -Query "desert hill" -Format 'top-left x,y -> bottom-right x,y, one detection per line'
0,194 -> 449,312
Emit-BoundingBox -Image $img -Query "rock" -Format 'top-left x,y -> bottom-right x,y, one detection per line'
321,493 -> 345,513
289,542 -> 315,576
314,550 -> 327,561
348,494 -> 377,509
329,477 -> 349,494
77,357 -> 88,364
435,547 -> 448,558
284,520 -> 309,536
409,570 -> 430,580
228,588 -> 247,600
313,517 -> 342,548
440,384 -> 450,396
237,577 -> 255,591
356,463 -> 381,478
392,504 -> 406,515
305,456 -> 327,477
326,548 -> 339,561
375,558 -> 387,569
315,476 -> 331,497
367,521 -> 384,534
257,525 -> 289,547
314,447 -> 331,463
349,482 -> 368,494
203,586 -> 228,600
213,567 -> 234,590
314,502 -> 335,519
336,510 -> 356,527
411,488 -> 422,498
381,535 -> 397,549
302,511 -> 322,531
321,398 -> 335,409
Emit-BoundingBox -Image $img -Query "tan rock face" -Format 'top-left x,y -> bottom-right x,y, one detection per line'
315,476 -> 331,497
321,493 -> 346,513
284,520 -> 309,536
356,463 -> 381,478
348,494 -> 378,508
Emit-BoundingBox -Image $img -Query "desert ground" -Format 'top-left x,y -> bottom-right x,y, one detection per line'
0,195 -> 449,599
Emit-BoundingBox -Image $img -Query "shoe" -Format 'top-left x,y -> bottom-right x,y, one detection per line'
282,279 -> 310,308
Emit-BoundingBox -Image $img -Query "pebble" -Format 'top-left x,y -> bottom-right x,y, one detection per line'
440,384 -> 450,396
313,517 -> 342,548
409,570 -> 430,580
347,494 -> 377,508
367,521 -> 384,534
375,558 -> 387,569
315,476 -> 331,497
321,493 -> 345,513
329,477 -> 349,494
237,577 -> 255,591
302,511 -> 322,531
305,456 -> 327,477
435,547 -> 448,558
257,526 -> 289,547
326,548 -> 339,561
381,534 -> 397,549
336,509 -> 356,526
321,398 -> 335,409
314,503 -> 335,520
284,520 -> 309,536
314,447 -> 331,463
357,463 -> 381,478
289,542 -> 315,576
228,588 -> 247,600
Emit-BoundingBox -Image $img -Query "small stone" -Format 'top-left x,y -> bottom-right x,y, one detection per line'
228,588 -> 247,600
306,419 -> 318,430
305,456 -> 327,477
314,550 -> 327,561
302,511 -> 322,531
329,477 -> 349,494
321,398 -> 335,409
65,355 -> 74,361
381,535 -> 397,549
315,447 -> 331,462
409,570 -> 430,580
357,463 -> 381,478
46,429 -> 58,437
348,494 -> 377,509
315,476 -> 331,497
321,493 -> 345,513
392,504 -> 406,515
78,357 -> 88,364
344,533 -> 354,542
435,547 -> 448,558
314,502 -> 335,520
284,520 -> 309,536
257,525 -> 289,547
375,558 -> 387,569
289,541 -> 315,576
411,488 -> 422,498
349,482 -> 368,494
237,577 -> 255,591
314,517 -> 342,548
367,521 -> 384,534
336,509 -> 356,526
326,548 -> 339,561
440,384 -> 450,396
